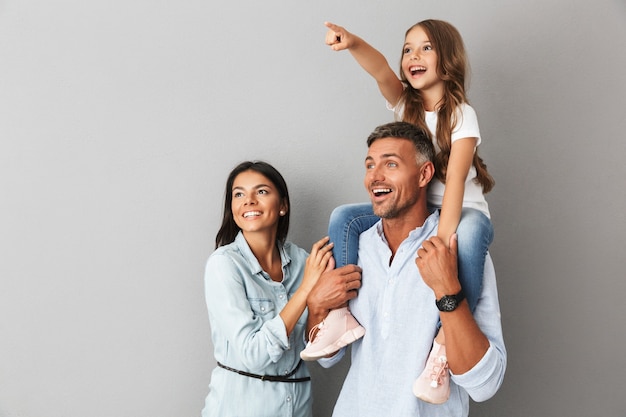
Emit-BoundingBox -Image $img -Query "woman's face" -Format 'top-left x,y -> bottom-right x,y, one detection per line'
231,170 -> 287,237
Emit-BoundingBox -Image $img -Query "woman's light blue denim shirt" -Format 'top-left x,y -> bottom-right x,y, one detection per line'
202,232 -> 312,417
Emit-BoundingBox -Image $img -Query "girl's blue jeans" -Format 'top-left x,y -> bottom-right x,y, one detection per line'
327,203 -> 493,313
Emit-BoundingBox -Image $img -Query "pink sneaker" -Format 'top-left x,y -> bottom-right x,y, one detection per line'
300,307 -> 365,361
412,341 -> 450,404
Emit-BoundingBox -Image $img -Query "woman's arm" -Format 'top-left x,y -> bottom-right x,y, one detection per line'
324,21 -> 404,106
437,137 -> 477,243
279,237 -> 334,336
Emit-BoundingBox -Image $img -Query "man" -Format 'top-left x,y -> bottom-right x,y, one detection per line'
307,121 -> 506,416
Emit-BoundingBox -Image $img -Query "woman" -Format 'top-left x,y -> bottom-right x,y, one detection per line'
202,161 -> 333,417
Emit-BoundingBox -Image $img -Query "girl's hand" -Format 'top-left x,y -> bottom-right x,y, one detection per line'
302,236 -> 335,291
324,21 -> 353,51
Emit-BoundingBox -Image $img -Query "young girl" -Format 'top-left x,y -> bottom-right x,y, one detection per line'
202,161 -> 334,417
300,20 -> 495,405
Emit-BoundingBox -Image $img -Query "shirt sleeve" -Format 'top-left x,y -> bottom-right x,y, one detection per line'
316,347 -> 347,368
204,252 -> 290,372
449,255 -> 507,402
452,104 -> 482,147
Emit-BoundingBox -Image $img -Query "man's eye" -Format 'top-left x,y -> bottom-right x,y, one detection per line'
388,162 -> 398,168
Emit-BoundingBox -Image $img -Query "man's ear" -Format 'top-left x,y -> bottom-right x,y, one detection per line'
418,161 -> 435,186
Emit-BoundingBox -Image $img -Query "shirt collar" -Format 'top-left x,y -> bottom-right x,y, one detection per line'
374,210 -> 440,245
233,231 -> 291,279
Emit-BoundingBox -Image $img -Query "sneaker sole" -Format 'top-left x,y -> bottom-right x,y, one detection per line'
300,326 -> 366,361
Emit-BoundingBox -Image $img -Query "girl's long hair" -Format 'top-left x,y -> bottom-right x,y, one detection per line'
398,19 -> 494,193
215,161 -> 290,249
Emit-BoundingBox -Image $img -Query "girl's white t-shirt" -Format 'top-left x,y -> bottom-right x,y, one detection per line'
391,101 -> 490,218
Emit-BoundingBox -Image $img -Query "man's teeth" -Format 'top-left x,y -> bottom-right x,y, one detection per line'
373,188 -> 392,196
243,211 -> 262,218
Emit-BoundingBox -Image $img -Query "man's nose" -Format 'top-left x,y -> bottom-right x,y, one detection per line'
367,166 -> 384,182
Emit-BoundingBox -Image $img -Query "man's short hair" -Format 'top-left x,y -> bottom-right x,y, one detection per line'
367,121 -> 435,163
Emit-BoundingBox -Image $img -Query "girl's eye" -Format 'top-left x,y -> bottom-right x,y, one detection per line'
403,47 -> 411,54
423,44 -> 432,51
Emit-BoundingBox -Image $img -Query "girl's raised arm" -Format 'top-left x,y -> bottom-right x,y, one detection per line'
324,21 -> 404,106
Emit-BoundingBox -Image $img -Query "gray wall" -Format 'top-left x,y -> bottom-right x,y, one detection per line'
1,0 -> 625,416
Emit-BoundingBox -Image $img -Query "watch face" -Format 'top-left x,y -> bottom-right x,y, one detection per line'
437,296 -> 458,312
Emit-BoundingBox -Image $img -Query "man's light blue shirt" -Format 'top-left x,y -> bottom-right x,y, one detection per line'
202,232 -> 312,417
320,211 -> 506,416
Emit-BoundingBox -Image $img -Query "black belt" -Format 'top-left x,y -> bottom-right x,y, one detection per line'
217,360 -> 311,383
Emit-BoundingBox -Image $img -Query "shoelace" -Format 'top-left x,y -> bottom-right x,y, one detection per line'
429,355 -> 449,388
307,320 -> 326,345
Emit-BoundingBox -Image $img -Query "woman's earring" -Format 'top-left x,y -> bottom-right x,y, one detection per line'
279,210 -> 286,216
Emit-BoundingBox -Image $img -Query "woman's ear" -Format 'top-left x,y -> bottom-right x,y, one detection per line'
279,200 -> 288,216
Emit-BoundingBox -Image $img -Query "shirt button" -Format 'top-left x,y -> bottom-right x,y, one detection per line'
286,396 -> 292,402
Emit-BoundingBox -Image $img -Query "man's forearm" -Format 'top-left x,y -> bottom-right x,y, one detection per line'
439,302 -> 490,374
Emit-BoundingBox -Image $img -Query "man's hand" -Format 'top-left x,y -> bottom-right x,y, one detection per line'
306,264 -> 362,325
415,234 -> 461,299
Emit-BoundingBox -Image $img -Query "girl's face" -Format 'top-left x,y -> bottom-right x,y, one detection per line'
231,170 -> 287,237
401,26 -> 444,97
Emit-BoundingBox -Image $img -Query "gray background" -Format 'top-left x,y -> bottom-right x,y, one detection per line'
1,0 -> 625,416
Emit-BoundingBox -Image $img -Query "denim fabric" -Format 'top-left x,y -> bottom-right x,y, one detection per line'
456,208 -> 493,312
202,232 -> 312,417
328,203 -> 378,267
327,204 -> 493,313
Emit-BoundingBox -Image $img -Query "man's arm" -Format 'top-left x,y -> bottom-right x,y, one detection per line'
415,234 -> 490,374
306,263 -> 362,338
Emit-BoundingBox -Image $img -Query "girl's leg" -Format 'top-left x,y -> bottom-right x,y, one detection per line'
455,208 -> 494,313
328,203 -> 379,267
300,203 -> 376,361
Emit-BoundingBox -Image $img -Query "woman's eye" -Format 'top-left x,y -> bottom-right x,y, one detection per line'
258,189 -> 268,195
234,192 -> 244,198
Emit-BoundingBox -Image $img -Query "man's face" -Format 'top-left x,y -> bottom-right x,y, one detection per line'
363,137 -> 424,219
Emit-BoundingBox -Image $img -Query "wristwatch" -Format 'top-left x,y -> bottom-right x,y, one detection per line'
435,289 -> 465,312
